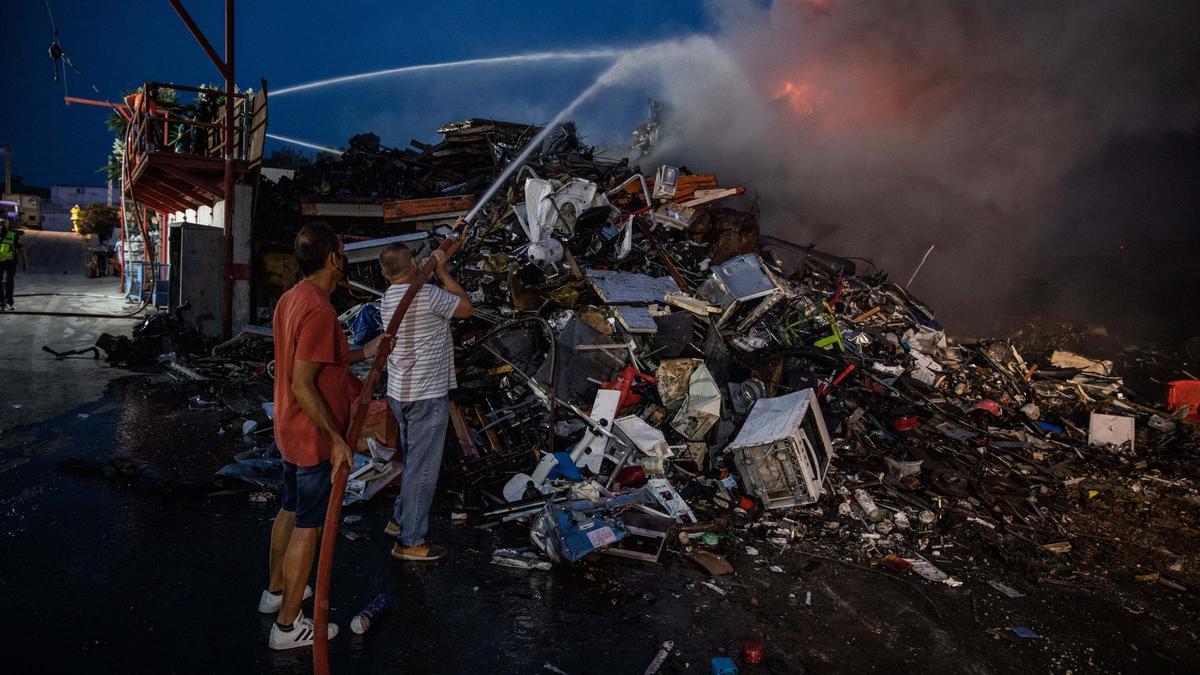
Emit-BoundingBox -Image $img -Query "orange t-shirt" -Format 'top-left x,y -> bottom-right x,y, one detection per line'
272,280 -> 350,467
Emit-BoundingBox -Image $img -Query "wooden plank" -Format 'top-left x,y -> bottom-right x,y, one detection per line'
246,80 -> 269,173
629,173 -> 718,201
382,195 -> 476,223
678,187 -> 745,208
562,246 -> 584,280
448,402 -> 480,462
300,202 -> 385,218
474,404 -> 504,454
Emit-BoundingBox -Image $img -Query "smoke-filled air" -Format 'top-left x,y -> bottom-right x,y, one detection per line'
626,0 -> 1199,331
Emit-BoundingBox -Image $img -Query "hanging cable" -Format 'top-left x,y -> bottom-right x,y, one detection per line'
44,0 -> 116,108
46,0 -> 64,88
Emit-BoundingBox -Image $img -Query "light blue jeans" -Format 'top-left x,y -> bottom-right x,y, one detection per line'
388,395 -> 449,547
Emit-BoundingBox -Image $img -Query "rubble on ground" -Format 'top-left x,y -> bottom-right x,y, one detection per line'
89,117 -> 1200,600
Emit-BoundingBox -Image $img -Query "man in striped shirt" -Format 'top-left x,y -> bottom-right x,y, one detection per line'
377,243 -> 473,561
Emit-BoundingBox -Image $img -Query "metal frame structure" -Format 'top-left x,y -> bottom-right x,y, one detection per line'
70,2 -> 246,332
166,0 -> 238,337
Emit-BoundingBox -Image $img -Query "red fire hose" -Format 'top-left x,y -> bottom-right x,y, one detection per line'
312,223 -> 466,674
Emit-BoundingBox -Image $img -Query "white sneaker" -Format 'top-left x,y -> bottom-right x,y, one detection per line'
268,609 -> 338,650
257,585 -> 313,613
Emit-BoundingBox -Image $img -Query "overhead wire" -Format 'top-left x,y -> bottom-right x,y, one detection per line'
27,0 -> 163,320
44,0 -> 120,110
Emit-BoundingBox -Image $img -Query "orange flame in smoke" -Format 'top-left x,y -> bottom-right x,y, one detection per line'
773,80 -> 818,117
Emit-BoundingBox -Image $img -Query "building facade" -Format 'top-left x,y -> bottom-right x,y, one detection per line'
41,184 -> 114,231
1,193 -> 42,229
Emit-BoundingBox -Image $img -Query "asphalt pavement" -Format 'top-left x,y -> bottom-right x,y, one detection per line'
0,230 -> 142,431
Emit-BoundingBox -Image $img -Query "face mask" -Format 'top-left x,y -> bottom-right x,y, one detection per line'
332,251 -> 349,281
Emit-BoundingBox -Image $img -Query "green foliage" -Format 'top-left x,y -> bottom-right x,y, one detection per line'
98,139 -> 124,184
76,204 -> 120,242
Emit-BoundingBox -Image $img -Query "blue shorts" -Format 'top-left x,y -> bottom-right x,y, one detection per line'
281,460 -> 333,528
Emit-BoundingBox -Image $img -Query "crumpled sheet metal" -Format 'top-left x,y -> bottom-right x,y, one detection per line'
657,358 -> 704,411
586,269 -> 681,304
671,363 -> 721,441
614,415 -> 672,458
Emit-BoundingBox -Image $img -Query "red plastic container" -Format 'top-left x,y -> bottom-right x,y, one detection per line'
742,639 -> 764,664
1166,380 -> 1200,421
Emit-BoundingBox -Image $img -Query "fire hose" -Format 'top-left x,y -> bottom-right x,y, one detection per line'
311,79 -> 601,668
312,220 -> 467,673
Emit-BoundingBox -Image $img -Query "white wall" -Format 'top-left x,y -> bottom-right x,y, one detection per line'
168,205 -> 215,227
40,203 -> 73,232
50,185 -> 110,206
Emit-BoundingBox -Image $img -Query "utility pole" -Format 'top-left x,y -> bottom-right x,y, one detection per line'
223,0 -> 235,338
168,0 -> 238,337
3,146 -> 11,194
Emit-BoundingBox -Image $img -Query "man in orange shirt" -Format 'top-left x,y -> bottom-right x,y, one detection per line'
258,223 -> 379,650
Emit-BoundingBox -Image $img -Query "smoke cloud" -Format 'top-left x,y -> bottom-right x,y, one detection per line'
627,0 -> 1200,332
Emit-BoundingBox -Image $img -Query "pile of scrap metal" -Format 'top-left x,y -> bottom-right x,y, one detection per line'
93,302 -> 213,368
103,115 -> 1200,584
375,121 -> 1200,582
94,308 -> 272,383
255,119 -> 623,246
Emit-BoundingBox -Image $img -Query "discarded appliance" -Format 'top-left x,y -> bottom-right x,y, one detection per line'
530,502 -> 628,564
727,389 -> 834,509
1087,413 -> 1136,451
502,451 -> 583,503
699,253 -> 784,329
523,177 -> 606,242
652,165 -> 679,200
343,438 -> 404,505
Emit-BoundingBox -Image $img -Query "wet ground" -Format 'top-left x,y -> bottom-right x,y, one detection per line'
2,375 -> 1199,674
0,230 -> 140,429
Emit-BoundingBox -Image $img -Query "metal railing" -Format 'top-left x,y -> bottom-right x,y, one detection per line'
123,81 -> 251,176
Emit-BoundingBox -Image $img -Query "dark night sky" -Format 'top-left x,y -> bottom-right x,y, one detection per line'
0,0 -> 708,186
2,1 -> 1196,334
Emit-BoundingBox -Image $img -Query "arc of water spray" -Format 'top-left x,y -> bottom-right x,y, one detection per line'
273,49 -> 620,97
266,58 -> 624,171
465,61 -> 622,222
266,132 -> 343,155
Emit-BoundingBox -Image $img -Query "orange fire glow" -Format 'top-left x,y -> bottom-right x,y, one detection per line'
773,80 -> 818,117
769,54 -> 951,133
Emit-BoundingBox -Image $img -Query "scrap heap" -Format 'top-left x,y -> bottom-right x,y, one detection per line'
105,118 -> 1200,591
338,120 -> 1198,588
254,120 -> 615,245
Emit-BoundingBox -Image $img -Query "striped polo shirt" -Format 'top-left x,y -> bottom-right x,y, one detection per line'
380,283 -> 461,402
